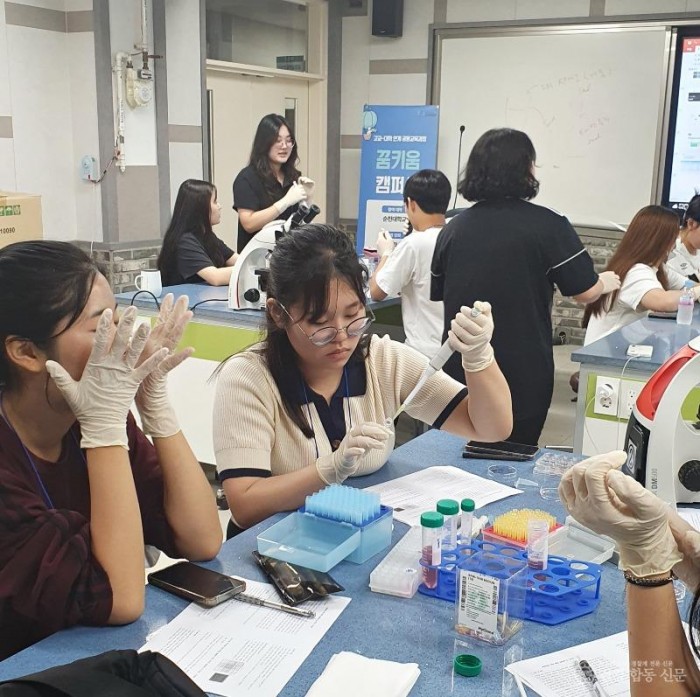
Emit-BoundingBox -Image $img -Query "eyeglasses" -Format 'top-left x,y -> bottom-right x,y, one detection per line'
277,302 -> 375,347
275,138 -> 295,148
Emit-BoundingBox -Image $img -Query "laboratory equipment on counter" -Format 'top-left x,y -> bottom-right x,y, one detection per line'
420,511 -> 444,589
423,538 -> 603,626
526,519 -> 549,570
393,339 -> 454,419
436,499 -> 459,551
228,202 -> 319,310
460,498 -> 475,545
257,484 -> 392,571
624,335 -> 700,504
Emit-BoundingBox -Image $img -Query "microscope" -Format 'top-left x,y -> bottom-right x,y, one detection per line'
228,202 -> 320,310
624,335 -> 700,504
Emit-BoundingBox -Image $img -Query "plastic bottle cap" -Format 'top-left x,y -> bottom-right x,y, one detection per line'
421,511 -> 444,528
454,654 -> 482,677
436,499 -> 459,516
461,498 -> 475,512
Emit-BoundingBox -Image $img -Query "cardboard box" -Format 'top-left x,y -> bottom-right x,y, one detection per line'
0,191 -> 43,249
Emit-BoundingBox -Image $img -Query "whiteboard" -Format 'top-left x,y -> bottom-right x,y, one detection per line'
436,28 -> 670,226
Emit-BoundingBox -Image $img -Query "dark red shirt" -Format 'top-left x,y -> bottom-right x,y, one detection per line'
0,413 -> 178,659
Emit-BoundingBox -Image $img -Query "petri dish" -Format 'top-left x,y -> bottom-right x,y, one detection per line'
538,474 -> 562,500
487,464 -> 517,484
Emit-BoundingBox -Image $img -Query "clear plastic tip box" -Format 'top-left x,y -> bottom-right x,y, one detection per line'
257,485 -> 393,572
419,539 -> 603,626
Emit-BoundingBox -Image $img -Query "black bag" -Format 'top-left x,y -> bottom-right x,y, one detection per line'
0,650 -> 205,697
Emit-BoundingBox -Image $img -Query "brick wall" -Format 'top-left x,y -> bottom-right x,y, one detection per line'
553,228 -> 622,345
75,241 -> 161,294
340,219 -> 623,347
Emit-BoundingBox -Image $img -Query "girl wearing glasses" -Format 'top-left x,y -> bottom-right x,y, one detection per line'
232,113 -> 314,253
213,225 -> 512,535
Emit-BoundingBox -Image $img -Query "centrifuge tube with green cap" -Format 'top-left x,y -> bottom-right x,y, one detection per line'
436,499 -> 459,551
420,511 -> 443,589
460,498 -> 475,545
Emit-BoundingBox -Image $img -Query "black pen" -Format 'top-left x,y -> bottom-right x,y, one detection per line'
578,659 -> 610,697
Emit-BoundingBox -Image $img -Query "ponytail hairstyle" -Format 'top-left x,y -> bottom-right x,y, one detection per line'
0,241 -> 102,389
158,179 -> 224,285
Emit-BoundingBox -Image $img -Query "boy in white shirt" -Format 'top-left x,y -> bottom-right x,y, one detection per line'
369,169 -> 450,358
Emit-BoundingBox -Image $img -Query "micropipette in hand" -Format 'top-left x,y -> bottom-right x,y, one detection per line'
392,339 -> 454,420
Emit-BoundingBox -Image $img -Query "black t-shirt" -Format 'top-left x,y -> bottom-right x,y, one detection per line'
164,231 -> 234,286
431,198 -> 597,421
232,165 -> 298,253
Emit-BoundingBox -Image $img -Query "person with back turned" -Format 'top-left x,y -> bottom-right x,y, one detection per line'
431,128 -> 620,446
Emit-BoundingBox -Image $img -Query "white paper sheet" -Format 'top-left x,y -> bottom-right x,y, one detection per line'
677,507 -> 700,531
365,466 -> 522,526
141,579 -> 350,697
506,631 -> 630,697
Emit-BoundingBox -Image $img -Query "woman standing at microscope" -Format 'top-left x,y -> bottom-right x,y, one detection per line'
232,113 -> 314,253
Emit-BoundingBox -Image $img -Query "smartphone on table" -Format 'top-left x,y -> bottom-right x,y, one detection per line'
148,561 -> 246,607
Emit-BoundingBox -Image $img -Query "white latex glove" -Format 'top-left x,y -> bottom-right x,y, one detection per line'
690,285 -> 700,302
377,229 -> 395,258
135,294 -> 194,438
668,509 -> 700,591
45,306 -> 167,450
558,450 -> 683,577
316,423 -> 391,485
298,176 -> 315,205
598,271 -> 621,294
402,218 -> 411,236
448,301 -> 495,373
274,182 -> 307,215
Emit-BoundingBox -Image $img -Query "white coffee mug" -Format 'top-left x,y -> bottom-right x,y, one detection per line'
135,269 -> 162,297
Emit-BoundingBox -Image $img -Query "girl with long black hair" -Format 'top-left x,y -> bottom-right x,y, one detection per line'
0,242 -> 221,659
158,179 -> 237,287
213,224 -> 512,535
232,113 -> 313,252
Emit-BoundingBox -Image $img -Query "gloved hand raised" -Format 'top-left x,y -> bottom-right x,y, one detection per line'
316,423 -> 392,484
448,301 -> 495,373
135,294 -> 194,438
558,450 -> 682,578
298,176 -> 315,205
274,182 -> 307,215
377,229 -> 395,258
45,306 -> 168,450
598,271 -> 621,294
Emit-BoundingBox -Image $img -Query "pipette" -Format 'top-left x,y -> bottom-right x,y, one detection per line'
392,339 -> 455,420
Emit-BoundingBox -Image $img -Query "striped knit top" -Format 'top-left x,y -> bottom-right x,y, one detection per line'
213,334 -> 467,481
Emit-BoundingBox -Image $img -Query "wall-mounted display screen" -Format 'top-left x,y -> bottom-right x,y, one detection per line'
663,33 -> 700,213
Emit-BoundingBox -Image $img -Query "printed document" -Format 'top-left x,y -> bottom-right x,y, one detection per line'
366,466 -> 521,526
506,631 -> 630,697
141,579 -> 350,697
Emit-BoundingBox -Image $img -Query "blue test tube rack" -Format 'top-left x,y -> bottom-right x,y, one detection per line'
418,539 -> 603,626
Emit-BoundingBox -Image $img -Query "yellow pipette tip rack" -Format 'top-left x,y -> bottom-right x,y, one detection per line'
483,509 -> 560,547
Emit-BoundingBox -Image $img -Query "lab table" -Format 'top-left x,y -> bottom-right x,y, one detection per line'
571,306 -> 700,455
114,284 -> 402,465
0,430 -> 629,696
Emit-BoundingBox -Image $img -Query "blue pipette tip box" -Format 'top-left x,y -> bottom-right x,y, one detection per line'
256,485 -> 393,571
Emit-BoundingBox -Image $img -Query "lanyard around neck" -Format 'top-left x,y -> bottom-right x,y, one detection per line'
0,394 -> 84,509
301,367 -> 352,459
